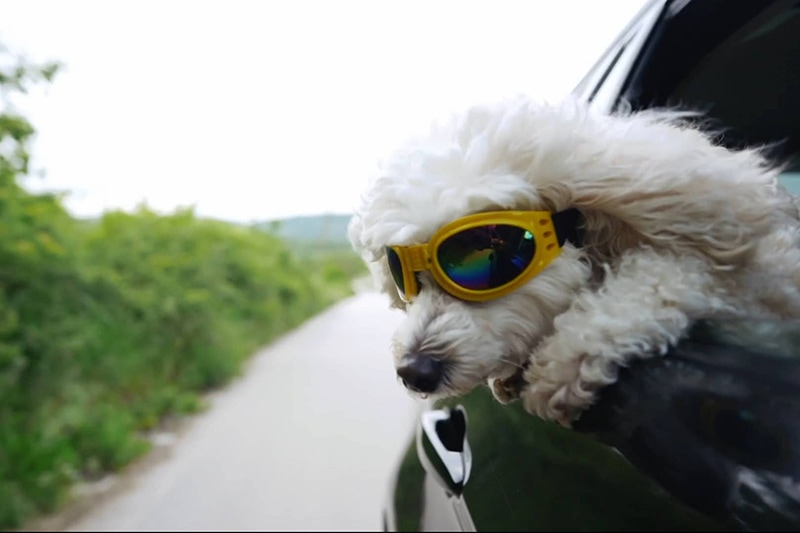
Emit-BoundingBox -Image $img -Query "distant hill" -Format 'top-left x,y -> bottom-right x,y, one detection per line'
77,211 -> 356,248
255,213 -> 353,247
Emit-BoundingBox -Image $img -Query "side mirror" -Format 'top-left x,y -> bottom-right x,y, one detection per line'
416,405 -> 472,497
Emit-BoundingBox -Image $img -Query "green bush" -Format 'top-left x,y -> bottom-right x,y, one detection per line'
0,46 -> 359,530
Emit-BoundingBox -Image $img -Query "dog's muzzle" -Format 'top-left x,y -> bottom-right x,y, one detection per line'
397,353 -> 443,394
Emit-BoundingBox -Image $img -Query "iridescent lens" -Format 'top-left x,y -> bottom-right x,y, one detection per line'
385,247 -> 405,295
437,225 -> 536,290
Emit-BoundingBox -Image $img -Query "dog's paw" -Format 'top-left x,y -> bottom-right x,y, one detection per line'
490,370 -> 526,404
519,358 -> 608,428
519,379 -> 583,428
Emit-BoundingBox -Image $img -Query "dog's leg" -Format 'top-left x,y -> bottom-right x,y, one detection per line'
519,248 -> 735,427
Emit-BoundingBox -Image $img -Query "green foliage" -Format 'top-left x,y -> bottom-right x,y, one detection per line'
0,45 -> 358,530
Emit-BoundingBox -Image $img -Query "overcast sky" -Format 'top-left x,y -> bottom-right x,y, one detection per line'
1,0 -> 647,223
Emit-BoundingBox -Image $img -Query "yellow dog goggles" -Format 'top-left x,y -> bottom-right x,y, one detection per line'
386,209 -> 582,303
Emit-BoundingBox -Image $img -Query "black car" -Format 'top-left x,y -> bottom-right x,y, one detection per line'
383,0 -> 800,531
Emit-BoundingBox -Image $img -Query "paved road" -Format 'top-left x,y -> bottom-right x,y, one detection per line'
59,290 -> 422,532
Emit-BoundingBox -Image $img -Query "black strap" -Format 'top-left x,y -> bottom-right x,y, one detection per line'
552,208 -> 584,248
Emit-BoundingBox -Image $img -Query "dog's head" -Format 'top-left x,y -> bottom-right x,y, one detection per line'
349,95 -> 794,400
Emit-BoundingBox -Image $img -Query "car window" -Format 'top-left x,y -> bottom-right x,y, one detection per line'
621,0 -> 799,183
572,38 -> 629,103
672,0 -> 800,184
589,1 -> 666,113
573,1 -> 666,113
780,172 -> 800,195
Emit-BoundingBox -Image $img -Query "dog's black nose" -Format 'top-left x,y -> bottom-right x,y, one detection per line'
397,354 -> 443,393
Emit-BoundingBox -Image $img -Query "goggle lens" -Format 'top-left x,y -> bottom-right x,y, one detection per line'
437,224 -> 536,290
385,246 -> 406,296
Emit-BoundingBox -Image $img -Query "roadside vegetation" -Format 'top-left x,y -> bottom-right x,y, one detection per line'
0,46 -> 365,529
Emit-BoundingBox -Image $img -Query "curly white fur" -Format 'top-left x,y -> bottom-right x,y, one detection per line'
348,95 -> 800,427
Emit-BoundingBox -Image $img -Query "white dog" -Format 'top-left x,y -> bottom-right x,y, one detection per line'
348,95 -> 800,427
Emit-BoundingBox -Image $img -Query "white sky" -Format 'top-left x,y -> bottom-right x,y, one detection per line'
1,0 -> 646,223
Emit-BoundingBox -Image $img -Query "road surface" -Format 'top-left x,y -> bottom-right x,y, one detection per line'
51,289 -> 422,532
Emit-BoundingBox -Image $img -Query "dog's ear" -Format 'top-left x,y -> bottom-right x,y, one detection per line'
526,105 -> 797,267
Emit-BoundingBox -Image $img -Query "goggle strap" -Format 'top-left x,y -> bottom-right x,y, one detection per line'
552,208 -> 584,248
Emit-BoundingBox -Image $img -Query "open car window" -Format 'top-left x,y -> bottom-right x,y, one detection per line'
620,0 -> 800,187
